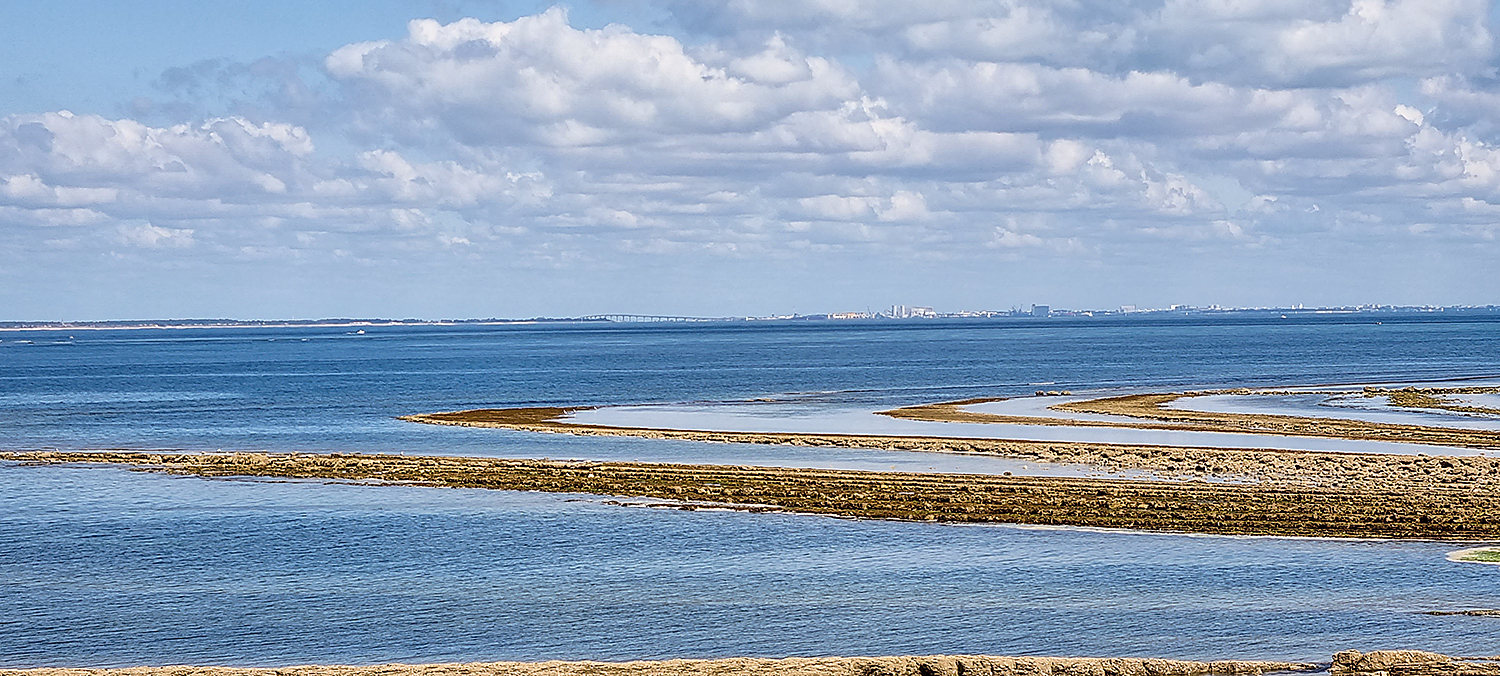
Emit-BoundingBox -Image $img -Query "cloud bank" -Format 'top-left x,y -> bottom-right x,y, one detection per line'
3,1 -> 1498,317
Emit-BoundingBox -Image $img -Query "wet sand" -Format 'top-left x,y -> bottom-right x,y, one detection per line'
569,403 -> 1485,456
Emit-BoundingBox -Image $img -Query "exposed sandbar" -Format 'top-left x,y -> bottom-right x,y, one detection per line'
7,450 -> 1500,538
1448,546 -> 1500,564
881,390 -> 1500,450
400,407 -> 1500,492
1383,387 -> 1500,416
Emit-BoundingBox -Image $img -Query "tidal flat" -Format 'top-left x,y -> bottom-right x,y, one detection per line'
7,446 -> 1500,538
402,405 -> 1500,493
884,388 -> 1500,450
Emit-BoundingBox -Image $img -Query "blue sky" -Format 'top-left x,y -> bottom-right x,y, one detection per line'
3,0 -> 1499,319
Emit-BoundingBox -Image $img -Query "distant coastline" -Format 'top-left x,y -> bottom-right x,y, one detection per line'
0,318 -> 596,332
4,304 -> 1499,331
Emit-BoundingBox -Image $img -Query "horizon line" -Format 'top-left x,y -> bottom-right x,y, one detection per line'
3,303 -> 1500,328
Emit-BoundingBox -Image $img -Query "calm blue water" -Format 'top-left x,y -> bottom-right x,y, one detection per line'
3,316 -> 1500,666
2,464 -> 1499,667
3,315 -> 1499,456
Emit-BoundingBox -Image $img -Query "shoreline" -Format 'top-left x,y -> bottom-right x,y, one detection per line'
0,320 -> 551,333
0,650 -> 1494,676
0,656 -> 1317,676
8,450 -> 1500,538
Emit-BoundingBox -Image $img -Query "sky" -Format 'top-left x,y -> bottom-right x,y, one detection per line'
3,0 -> 1500,320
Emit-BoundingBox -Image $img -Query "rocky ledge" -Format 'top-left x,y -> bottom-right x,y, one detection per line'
1331,650 -> 1500,676
0,654 -> 1317,676
6,451 -> 1500,538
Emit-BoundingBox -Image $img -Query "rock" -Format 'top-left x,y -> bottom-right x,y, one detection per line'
1331,650 -> 1457,676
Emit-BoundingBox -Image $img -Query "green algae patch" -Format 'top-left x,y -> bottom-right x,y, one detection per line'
1449,546 -> 1500,564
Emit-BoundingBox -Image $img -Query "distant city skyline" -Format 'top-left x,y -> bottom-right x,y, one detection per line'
3,301 -> 1495,329
3,1 -> 1500,320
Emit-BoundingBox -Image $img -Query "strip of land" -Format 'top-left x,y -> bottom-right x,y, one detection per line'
0,655 -> 1313,676
1381,387 -> 1500,416
4,650 -> 1499,676
400,407 -> 1500,492
7,449 -> 1500,538
881,389 -> 1500,450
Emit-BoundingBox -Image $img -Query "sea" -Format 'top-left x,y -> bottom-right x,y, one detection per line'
2,314 -> 1500,667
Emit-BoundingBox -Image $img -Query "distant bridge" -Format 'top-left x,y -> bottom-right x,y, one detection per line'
580,314 -> 737,323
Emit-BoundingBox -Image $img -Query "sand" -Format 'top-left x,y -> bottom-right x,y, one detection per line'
400,407 -> 1500,492
881,390 -> 1500,450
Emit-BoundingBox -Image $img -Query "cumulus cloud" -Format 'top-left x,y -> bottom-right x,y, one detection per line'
5,2 -> 1500,314
118,222 -> 195,248
1264,0 -> 1492,85
316,12 -> 1237,240
328,8 -> 859,146
0,112 -> 313,202
681,0 -> 1494,87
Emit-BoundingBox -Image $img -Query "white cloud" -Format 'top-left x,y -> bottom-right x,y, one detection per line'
306,10 -> 1250,256
988,227 -> 1045,248
6,3 -> 1500,316
329,9 -> 859,145
878,190 -> 929,221
118,222 -> 195,248
356,150 -> 546,207
694,0 -> 1493,86
0,112 -> 314,202
799,194 -> 876,220
1268,0 -> 1492,84
903,4 -> 1091,64
1,173 -> 118,207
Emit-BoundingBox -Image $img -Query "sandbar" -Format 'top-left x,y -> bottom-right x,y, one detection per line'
884,389 -> 1500,450
1448,546 -> 1500,564
400,406 -> 1500,492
